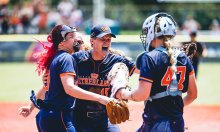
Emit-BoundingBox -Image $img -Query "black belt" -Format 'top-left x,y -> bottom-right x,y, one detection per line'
37,99 -> 65,111
86,111 -> 106,118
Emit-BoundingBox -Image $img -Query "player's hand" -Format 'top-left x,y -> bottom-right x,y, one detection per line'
98,96 -> 111,105
19,105 -> 32,118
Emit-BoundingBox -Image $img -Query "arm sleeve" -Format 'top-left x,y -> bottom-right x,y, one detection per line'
136,52 -> 145,70
58,54 -> 76,77
138,54 -> 155,83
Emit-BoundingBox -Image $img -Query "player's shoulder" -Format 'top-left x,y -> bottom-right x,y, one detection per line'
136,51 -> 155,62
73,50 -> 89,57
136,51 -> 147,69
177,51 -> 190,65
53,51 -> 75,65
108,52 -> 125,60
104,52 -> 132,66
72,50 -> 90,60
56,51 -> 73,59
59,52 -> 73,60
136,51 -> 147,60
146,48 -> 165,59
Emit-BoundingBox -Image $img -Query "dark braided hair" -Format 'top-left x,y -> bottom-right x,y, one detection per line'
36,25 -> 64,75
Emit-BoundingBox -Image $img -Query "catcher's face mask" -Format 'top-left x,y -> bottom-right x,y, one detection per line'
140,13 -> 177,51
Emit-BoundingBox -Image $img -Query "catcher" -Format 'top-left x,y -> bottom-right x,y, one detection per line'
108,13 -> 198,132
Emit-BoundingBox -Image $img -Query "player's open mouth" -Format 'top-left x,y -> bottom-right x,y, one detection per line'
102,47 -> 108,51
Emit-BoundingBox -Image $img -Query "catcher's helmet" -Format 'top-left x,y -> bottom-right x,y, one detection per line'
140,13 -> 177,51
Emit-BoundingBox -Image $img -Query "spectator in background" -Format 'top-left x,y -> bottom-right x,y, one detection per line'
183,31 -> 207,78
30,0 -> 49,34
1,15 -> 9,34
9,5 -> 20,34
182,15 -> 201,34
57,0 -> 73,25
69,6 -> 83,30
19,2 -> 34,34
47,8 -> 61,32
0,4 -> 9,34
36,1 -> 48,34
57,0 -> 83,30
209,19 -> 220,35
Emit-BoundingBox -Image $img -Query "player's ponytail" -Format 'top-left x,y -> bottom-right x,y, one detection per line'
164,36 -> 177,79
153,16 -> 177,78
35,37 -> 57,76
36,25 -> 64,75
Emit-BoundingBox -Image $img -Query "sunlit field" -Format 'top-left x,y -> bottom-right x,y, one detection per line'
0,62 -> 219,105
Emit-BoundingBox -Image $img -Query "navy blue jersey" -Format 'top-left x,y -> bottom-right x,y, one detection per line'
44,51 -> 77,110
72,50 -> 135,112
136,46 -> 194,119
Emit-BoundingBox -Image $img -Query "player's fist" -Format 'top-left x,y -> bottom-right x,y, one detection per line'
19,105 -> 32,118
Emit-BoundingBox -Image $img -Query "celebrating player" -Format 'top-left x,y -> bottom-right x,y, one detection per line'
19,24 -> 116,132
115,13 -> 198,131
19,27 -> 86,119
68,24 -> 136,131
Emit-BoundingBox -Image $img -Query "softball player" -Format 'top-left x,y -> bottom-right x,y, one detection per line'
71,24 -> 136,132
19,24 -> 113,132
117,13 -> 198,132
19,31 -> 85,119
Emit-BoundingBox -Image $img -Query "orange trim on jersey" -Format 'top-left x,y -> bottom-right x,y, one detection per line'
60,72 -> 76,77
139,77 -> 153,83
44,85 -> 49,91
189,70 -> 195,75
129,66 -> 136,76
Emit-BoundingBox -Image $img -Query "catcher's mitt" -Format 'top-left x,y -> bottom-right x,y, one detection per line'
106,99 -> 129,124
107,62 -> 129,98
182,43 -> 197,62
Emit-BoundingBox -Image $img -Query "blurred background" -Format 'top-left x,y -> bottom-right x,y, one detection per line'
0,1 -> 220,131
0,0 -> 220,103
1,0 -> 220,35
0,0 -> 220,62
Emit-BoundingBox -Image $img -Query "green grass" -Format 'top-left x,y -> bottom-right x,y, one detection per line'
0,62 -> 41,102
0,62 -> 220,105
194,62 -> 220,105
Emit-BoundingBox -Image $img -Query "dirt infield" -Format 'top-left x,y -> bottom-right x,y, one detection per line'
0,102 -> 220,132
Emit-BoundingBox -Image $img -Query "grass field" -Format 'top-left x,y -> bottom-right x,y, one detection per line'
0,62 -> 220,105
